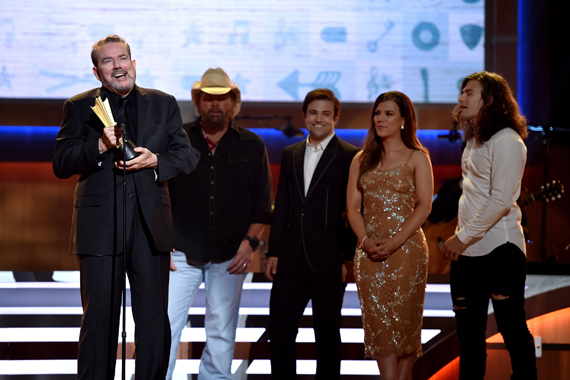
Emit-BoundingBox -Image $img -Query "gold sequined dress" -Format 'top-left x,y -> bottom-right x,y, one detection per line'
354,155 -> 428,358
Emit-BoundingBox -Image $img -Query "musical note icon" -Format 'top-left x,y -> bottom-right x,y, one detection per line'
228,20 -> 250,45
274,19 -> 299,51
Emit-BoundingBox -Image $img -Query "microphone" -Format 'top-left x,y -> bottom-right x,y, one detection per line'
117,114 -> 127,137
115,114 -> 141,161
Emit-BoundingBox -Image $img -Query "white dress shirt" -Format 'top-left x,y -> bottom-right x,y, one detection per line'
456,128 -> 527,257
304,133 -> 335,196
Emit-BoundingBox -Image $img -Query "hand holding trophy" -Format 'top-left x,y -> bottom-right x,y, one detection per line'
91,96 -> 140,161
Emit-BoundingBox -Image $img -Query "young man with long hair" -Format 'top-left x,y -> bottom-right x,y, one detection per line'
442,71 -> 537,380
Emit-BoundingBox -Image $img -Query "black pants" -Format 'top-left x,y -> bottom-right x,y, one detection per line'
77,200 -> 171,380
269,251 -> 344,380
450,243 -> 537,380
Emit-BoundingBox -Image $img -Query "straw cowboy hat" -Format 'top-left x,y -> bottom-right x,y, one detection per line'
191,67 -> 241,117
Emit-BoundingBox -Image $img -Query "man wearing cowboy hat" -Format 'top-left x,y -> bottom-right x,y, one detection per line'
166,67 -> 272,379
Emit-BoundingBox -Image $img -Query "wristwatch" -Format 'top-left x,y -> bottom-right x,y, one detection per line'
244,235 -> 260,251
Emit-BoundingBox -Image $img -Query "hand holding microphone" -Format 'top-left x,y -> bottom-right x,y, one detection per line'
115,114 -> 141,162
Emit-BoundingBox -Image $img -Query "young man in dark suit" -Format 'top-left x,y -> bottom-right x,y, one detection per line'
265,88 -> 359,380
53,35 -> 199,379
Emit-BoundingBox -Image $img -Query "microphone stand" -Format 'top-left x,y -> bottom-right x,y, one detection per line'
116,114 -> 139,379
539,125 -> 552,263
437,122 -> 462,142
117,115 -> 128,380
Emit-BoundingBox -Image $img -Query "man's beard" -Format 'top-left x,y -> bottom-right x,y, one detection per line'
203,108 -> 230,130
105,72 -> 136,95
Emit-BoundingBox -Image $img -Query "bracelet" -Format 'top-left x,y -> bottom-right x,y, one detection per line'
360,236 -> 369,249
244,235 -> 260,251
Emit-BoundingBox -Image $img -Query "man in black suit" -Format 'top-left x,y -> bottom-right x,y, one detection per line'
53,35 -> 199,379
265,89 -> 359,379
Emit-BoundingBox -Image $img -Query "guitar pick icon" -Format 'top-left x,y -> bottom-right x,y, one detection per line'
460,24 -> 483,50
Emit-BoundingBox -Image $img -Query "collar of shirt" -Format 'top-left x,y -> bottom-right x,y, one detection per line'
303,133 -> 335,195
106,86 -> 137,111
305,132 -> 335,153
188,117 -> 240,156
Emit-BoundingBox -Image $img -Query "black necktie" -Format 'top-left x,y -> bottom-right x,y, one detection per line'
118,98 -> 136,142
118,98 -> 126,116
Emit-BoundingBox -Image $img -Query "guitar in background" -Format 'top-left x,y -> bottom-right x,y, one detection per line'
424,180 -> 564,275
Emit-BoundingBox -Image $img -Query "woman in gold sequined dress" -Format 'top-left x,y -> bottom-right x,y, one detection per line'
346,91 -> 433,380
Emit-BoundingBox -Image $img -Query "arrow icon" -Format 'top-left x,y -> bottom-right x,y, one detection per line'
278,70 -> 342,99
39,70 -> 95,93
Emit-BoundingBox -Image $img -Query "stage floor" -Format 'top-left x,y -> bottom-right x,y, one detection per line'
1,271 -> 569,379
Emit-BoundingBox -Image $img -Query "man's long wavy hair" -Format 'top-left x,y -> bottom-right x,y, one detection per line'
358,91 -> 427,190
457,71 -> 528,144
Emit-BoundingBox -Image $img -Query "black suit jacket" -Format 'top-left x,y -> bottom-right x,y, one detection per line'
268,135 -> 359,273
53,86 -> 199,256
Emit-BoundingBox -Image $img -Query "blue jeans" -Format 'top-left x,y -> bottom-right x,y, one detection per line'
166,251 -> 245,380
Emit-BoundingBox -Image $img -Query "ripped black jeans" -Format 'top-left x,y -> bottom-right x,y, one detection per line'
450,242 -> 537,380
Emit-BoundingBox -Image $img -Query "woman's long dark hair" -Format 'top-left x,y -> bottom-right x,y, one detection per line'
358,91 -> 427,189
457,71 -> 527,144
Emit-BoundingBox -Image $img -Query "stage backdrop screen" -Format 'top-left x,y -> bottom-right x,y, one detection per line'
0,0 -> 484,103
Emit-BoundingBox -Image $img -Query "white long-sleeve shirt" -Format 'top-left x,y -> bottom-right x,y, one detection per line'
304,132 -> 335,195
456,128 -> 527,257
